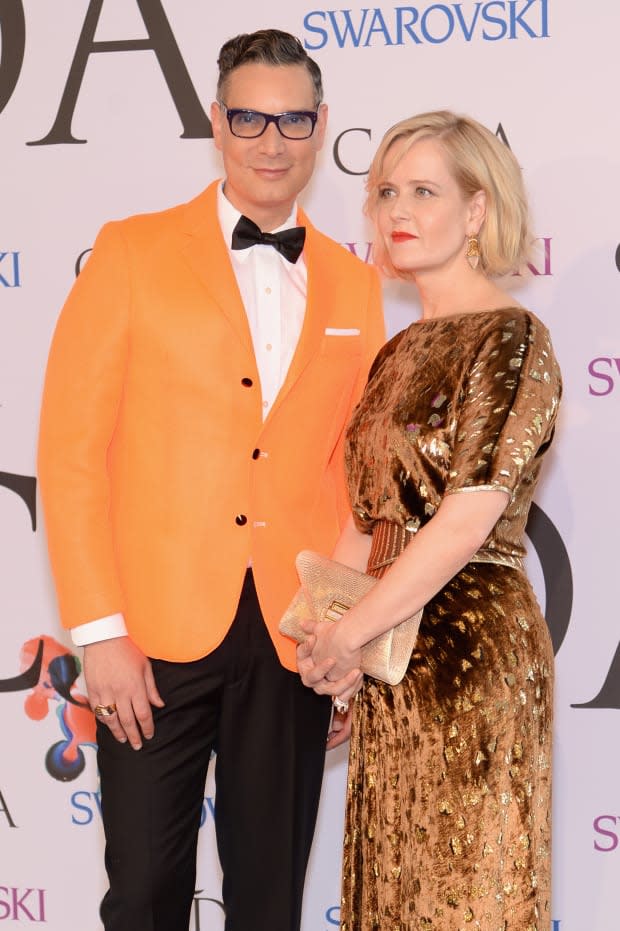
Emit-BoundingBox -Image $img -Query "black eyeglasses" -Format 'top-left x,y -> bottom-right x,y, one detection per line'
219,104 -> 319,140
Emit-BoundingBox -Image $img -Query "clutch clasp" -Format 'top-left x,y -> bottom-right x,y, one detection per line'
325,600 -> 349,622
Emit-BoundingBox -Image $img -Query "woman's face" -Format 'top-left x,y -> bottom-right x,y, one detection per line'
376,136 -> 483,277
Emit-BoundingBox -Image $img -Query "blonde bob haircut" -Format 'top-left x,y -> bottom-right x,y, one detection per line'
365,110 -> 531,278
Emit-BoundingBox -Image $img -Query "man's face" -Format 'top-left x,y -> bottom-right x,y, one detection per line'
211,62 -> 327,230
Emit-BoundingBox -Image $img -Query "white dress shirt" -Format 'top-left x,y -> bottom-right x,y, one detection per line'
71,182 -> 308,646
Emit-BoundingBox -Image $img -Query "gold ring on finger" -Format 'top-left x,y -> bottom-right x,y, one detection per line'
93,703 -> 117,717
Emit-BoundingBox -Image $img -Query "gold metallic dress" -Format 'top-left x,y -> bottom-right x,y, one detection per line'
341,308 -> 561,931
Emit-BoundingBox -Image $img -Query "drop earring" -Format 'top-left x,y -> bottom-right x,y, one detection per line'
466,235 -> 480,270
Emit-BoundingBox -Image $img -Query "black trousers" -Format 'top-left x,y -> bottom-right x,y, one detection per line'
97,571 -> 332,931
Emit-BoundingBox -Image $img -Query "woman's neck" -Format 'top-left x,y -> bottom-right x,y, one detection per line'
413,267 -> 516,320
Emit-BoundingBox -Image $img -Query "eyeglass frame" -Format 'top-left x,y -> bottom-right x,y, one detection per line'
218,103 -> 319,140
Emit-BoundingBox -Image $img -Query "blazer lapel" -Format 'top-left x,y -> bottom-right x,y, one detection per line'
179,182 -> 254,353
266,211 -> 332,421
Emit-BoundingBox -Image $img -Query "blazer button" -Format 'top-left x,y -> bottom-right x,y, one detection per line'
241,377 -> 253,387
235,514 -> 248,526
252,448 -> 260,460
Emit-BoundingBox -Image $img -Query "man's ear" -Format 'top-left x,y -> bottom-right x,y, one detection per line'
314,103 -> 328,150
210,101 -> 223,152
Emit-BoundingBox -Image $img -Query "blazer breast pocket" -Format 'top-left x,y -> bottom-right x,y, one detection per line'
320,329 -> 362,357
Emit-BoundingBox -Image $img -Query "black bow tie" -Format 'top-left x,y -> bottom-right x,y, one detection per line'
231,214 -> 306,264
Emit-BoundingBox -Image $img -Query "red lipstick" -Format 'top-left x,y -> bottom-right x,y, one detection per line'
391,232 -> 416,242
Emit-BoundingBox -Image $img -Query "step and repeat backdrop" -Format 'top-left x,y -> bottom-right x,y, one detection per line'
1,2 -> 618,929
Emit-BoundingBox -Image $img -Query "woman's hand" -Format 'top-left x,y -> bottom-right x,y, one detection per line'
296,621 -> 363,702
307,616 -> 362,681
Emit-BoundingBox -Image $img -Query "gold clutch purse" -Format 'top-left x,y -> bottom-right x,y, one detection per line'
279,550 -> 422,686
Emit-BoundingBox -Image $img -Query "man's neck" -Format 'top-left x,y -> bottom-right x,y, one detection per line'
221,185 -> 296,232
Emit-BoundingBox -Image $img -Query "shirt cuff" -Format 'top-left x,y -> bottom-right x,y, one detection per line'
70,614 -> 128,646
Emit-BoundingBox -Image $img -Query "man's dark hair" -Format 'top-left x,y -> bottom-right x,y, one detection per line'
217,29 -> 323,106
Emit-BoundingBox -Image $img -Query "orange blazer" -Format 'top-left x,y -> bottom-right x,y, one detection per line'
38,180 -> 385,669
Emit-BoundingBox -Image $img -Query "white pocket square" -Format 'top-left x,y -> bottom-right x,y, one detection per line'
324,327 -> 361,336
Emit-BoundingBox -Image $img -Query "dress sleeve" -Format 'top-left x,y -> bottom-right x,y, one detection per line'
445,313 -> 561,497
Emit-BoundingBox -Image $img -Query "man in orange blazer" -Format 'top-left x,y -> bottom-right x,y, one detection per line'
38,29 -> 384,931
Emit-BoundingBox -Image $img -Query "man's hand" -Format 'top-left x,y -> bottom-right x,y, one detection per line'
326,705 -> 353,750
297,628 -> 363,753
84,637 -> 165,750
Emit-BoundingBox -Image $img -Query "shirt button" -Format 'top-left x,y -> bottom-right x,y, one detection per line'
235,514 -> 247,526
265,287 -> 272,295
266,343 -> 273,351
263,400 -> 269,409
252,448 -> 260,460
241,377 -> 253,387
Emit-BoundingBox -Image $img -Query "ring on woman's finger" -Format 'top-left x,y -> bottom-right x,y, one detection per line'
93,703 -> 117,717
332,696 -> 349,714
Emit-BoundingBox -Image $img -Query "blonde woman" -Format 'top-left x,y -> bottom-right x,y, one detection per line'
299,111 -> 561,930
